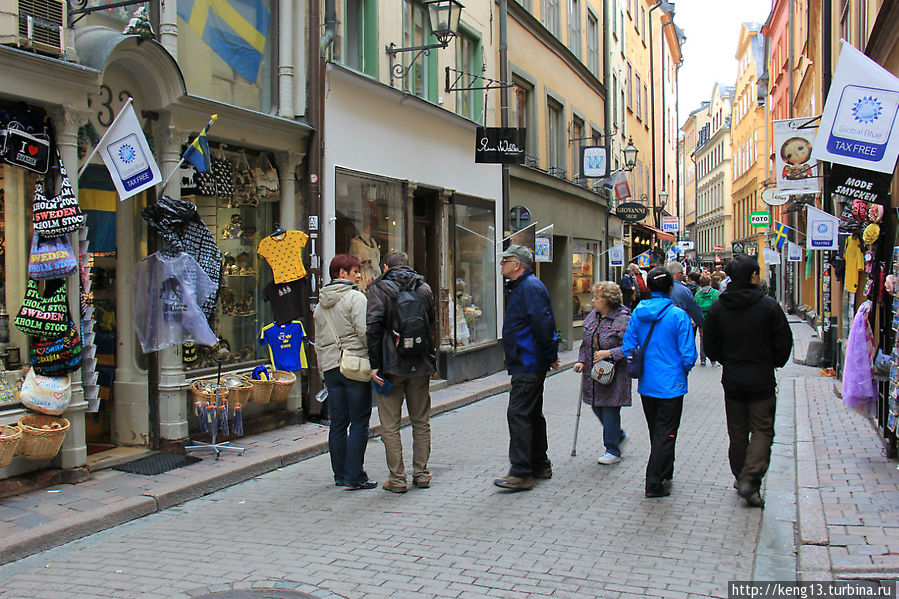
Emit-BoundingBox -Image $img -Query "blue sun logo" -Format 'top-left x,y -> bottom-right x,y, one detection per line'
817,223 -> 830,234
851,96 -> 883,124
118,144 -> 137,164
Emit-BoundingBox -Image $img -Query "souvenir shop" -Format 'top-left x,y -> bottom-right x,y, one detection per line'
324,64 -> 504,384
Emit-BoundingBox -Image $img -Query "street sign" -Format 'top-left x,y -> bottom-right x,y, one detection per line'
733,242 -> 745,254
761,187 -> 791,206
750,210 -> 771,228
661,216 -> 679,232
581,146 -> 608,178
616,202 -> 649,222
746,246 -> 757,256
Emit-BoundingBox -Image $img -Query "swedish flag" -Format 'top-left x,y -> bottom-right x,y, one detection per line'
178,0 -> 271,84
182,115 -> 217,172
772,221 -> 789,250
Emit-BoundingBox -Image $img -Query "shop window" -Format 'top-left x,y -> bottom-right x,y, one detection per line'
177,0 -> 277,113
572,239 -> 598,323
451,198 -> 497,349
334,170 -> 406,292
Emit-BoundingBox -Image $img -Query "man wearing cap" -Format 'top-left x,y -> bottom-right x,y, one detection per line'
495,245 -> 560,491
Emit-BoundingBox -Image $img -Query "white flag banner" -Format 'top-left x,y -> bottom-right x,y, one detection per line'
763,248 -> 781,266
98,101 -> 161,200
787,241 -> 804,262
806,205 -> 840,250
608,243 -> 625,267
811,41 -> 899,173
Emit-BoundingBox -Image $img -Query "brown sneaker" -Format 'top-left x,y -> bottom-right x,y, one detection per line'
412,478 -> 430,488
493,475 -> 536,491
533,466 -> 553,479
382,481 -> 408,494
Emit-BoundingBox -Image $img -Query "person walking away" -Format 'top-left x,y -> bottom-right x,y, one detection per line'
710,263 -> 726,290
666,261 -> 705,329
573,282 -> 631,465
631,264 -> 649,304
693,274 -> 720,366
619,268 -> 635,309
622,266 -> 697,498
495,245 -> 560,491
685,271 -> 700,295
703,255 -> 792,508
367,251 -> 437,493
313,254 -> 377,490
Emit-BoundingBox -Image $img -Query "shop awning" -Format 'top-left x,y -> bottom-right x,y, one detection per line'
633,223 -> 676,242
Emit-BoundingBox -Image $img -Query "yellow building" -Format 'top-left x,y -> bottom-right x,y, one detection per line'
731,24 -> 767,265
694,83 -> 734,265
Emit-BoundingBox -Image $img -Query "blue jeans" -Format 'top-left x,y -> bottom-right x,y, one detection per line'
323,368 -> 372,485
591,406 -> 624,457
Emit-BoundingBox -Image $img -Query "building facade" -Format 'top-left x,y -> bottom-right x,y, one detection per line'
693,83 -> 733,266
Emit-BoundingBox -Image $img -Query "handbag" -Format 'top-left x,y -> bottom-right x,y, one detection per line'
232,151 -> 257,206
590,328 -> 616,384
193,163 -> 217,197
212,146 -> 234,201
32,152 -> 87,238
28,233 -> 78,280
252,153 -> 279,201
30,321 -> 82,376
19,368 -> 72,416
0,122 -> 51,174
15,279 -> 70,338
626,305 -> 670,379
320,304 -> 371,382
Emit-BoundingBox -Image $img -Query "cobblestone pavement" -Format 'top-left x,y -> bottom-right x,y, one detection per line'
1,361 -> 777,599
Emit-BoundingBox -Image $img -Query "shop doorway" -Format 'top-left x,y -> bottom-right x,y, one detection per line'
412,188 -> 440,297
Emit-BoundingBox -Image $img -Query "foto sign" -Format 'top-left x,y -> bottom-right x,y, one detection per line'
581,146 -> 607,178
661,216 -> 678,232
750,210 -> 771,228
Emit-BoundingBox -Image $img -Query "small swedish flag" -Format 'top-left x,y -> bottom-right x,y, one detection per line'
772,221 -> 789,250
182,115 -> 217,173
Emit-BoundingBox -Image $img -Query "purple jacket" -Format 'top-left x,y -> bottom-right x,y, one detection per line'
578,305 -> 632,408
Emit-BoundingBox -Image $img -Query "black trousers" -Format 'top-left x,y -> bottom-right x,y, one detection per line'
507,371 -> 551,477
724,394 -> 776,492
641,395 -> 684,488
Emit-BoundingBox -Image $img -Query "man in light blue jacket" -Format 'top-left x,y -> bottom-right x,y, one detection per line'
622,266 -> 697,498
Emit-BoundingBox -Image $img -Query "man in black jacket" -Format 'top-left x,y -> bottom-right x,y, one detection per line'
367,251 -> 437,493
704,255 -> 793,508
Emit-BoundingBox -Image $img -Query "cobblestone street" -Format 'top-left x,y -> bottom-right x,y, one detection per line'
0,359 -> 816,599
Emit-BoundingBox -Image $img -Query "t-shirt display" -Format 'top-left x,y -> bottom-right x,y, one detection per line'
257,230 -> 309,283
259,320 -> 309,371
262,278 -> 305,325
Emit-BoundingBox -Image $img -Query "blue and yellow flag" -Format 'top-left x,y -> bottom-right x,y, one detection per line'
772,220 -> 790,250
182,115 -> 217,173
178,0 -> 270,83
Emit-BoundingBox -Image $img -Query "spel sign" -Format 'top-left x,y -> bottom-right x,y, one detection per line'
750,211 -> 770,227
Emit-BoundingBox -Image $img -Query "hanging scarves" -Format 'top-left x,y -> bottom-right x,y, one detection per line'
842,300 -> 877,416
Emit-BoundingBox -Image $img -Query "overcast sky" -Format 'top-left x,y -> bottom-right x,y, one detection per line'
675,0 -> 773,123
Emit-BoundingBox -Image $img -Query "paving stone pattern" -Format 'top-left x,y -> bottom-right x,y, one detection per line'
0,363 -> 765,599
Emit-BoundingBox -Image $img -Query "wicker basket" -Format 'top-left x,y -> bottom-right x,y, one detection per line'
270,371 -> 297,402
190,379 -> 230,406
16,414 -> 69,460
242,375 -> 275,404
0,424 -> 22,468
221,376 -> 252,407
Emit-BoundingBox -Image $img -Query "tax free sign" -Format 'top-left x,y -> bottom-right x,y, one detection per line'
812,42 -> 899,173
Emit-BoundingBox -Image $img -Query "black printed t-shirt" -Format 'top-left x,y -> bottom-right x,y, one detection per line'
262,279 -> 306,325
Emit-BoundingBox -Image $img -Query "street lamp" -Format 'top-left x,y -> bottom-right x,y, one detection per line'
654,189 -> 669,228
386,0 -> 464,87
623,137 -> 638,172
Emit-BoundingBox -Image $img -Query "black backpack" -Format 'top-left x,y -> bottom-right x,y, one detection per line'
387,278 -> 431,355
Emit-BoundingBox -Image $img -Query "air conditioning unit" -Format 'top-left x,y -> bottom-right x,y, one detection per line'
0,0 -> 66,58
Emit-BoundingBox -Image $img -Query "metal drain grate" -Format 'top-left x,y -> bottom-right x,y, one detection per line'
113,453 -> 202,476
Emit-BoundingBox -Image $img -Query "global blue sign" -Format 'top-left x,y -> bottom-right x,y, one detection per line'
813,43 -> 899,174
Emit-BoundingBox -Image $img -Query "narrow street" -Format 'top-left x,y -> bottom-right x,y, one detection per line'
0,358 -> 818,599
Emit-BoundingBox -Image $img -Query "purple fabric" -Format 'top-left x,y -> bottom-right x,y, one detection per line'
842,300 -> 877,415
578,306 -> 633,407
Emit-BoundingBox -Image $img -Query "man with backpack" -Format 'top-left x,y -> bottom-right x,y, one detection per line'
367,251 -> 437,493
494,245 -> 560,491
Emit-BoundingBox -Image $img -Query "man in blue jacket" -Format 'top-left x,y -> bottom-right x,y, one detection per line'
666,261 -> 704,329
495,245 -> 560,491
623,266 -> 697,498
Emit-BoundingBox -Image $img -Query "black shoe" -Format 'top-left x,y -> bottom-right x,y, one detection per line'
347,479 -> 377,490
645,485 -> 671,498
335,481 -> 349,487
744,491 -> 765,508
533,466 -> 553,479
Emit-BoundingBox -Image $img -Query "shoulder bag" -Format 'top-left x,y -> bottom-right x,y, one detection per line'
30,321 -> 82,376
320,301 -> 371,382
15,279 -> 70,338
32,152 -> 86,238
590,322 -> 615,385
19,368 -> 71,415
232,151 -> 257,206
252,153 -> 279,201
626,304 -> 671,379
28,233 -> 78,280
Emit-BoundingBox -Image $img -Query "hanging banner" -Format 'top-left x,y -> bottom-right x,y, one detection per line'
635,251 -> 650,268
773,118 -> 820,194
475,127 -> 525,164
608,243 -> 624,267
535,224 -> 553,263
806,205 -> 839,250
787,241 -> 804,261
98,101 -> 161,200
811,41 -> 899,173
828,163 -> 892,203
581,146 -> 608,178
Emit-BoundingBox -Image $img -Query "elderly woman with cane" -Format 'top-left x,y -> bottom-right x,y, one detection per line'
573,282 -> 632,464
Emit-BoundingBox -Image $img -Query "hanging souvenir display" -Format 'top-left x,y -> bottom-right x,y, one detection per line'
19,369 -> 72,416
212,146 -> 234,201
231,151 -> 257,206
0,121 -> 51,174
30,322 -> 82,376
252,153 -> 279,201
14,279 -> 69,338
843,300 -> 877,416
32,152 -> 87,238
28,233 -> 78,280
259,320 -> 309,371
256,229 -> 309,284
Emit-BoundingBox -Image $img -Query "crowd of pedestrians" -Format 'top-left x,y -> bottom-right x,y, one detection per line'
312,246 -> 792,509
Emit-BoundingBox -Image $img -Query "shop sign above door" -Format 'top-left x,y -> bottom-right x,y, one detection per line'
616,202 -> 648,222
581,146 -> 607,177
750,210 -> 771,227
828,163 -> 892,203
475,127 -> 525,164
661,216 -> 678,232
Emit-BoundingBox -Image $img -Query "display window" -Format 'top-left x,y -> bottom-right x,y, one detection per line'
572,239 -> 599,323
334,170 -> 405,291
451,197 -> 497,349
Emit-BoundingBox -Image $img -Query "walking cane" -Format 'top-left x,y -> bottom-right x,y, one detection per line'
571,375 -> 584,457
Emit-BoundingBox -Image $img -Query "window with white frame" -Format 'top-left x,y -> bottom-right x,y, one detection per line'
455,29 -> 481,122
568,0 -> 582,58
547,98 -> 565,175
587,11 -> 599,74
544,0 -> 561,36
403,0 -> 433,98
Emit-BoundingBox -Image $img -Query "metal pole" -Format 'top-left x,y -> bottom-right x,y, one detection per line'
649,2 -> 659,228
602,0 -> 612,279
500,0 -> 510,243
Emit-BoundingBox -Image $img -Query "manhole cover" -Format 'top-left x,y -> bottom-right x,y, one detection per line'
192,591 -> 318,599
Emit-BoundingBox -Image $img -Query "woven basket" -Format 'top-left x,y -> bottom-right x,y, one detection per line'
221,376 -> 252,407
270,371 -> 297,402
16,414 -> 69,460
242,375 -> 275,404
0,424 -> 22,468
190,379 -> 230,405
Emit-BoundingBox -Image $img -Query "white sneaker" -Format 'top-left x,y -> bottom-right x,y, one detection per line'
597,452 -> 621,465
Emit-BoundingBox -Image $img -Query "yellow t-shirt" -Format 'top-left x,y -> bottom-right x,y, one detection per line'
843,236 -> 865,293
257,230 -> 309,283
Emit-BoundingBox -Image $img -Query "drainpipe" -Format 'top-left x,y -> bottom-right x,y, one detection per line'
322,0 -> 337,56
500,0 -> 510,242
602,0 -> 611,278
